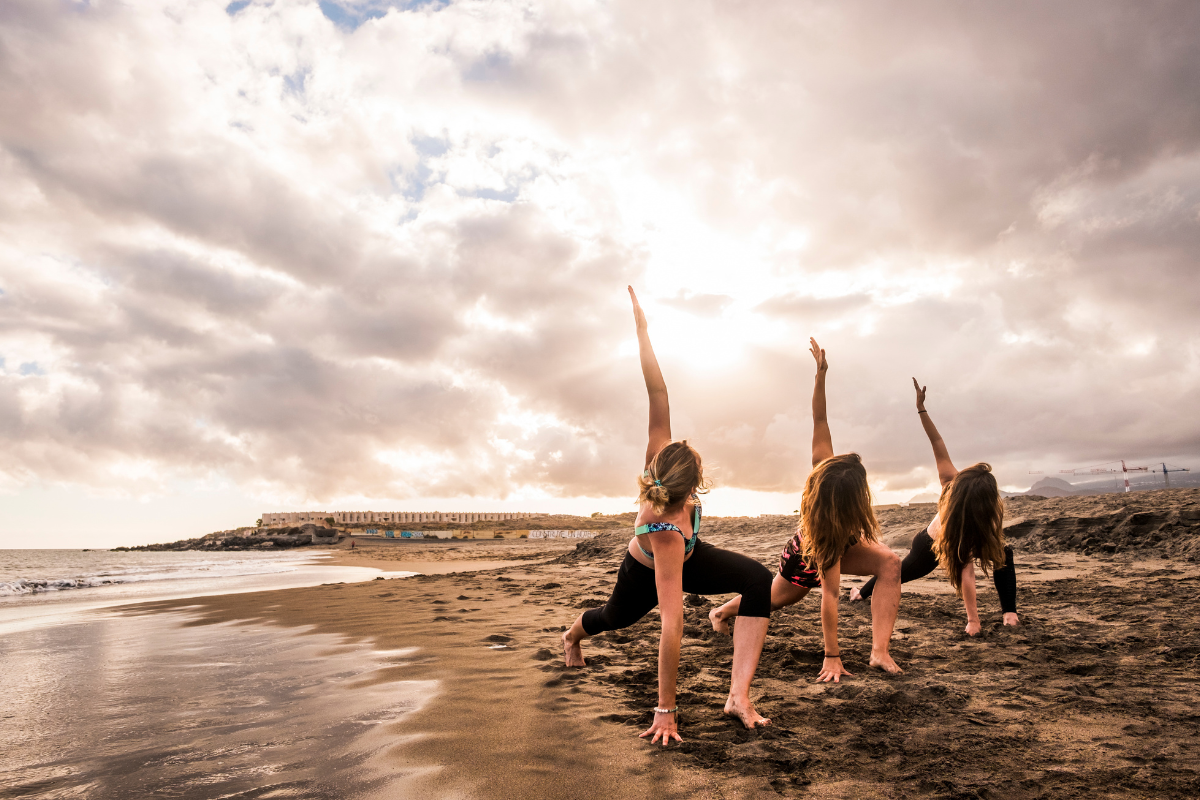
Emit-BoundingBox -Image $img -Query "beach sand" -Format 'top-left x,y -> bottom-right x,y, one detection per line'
138,489 -> 1200,798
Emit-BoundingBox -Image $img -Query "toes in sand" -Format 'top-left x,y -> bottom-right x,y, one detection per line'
724,697 -> 770,729
869,652 -> 904,674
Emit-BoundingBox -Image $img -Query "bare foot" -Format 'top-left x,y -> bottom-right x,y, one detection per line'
724,696 -> 770,729
848,586 -> 863,602
1003,612 -> 1020,627
708,607 -> 731,635
562,630 -> 586,668
869,652 -> 904,674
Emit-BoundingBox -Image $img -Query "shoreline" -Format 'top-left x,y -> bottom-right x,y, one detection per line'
9,491 -> 1200,797
132,545 -> 732,800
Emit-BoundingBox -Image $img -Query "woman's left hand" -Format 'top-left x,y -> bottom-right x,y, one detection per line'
639,711 -> 681,746
810,337 -> 828,374
629,286 -> 648,333
913,377 -> 927,411
964,620 -> 982,637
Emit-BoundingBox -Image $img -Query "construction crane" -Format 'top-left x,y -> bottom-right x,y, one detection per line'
1155,462 -> 1190,488
1060,460 -> 1149,493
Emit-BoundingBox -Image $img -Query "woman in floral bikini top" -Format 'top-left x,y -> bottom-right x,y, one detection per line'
560,287 -> 775,746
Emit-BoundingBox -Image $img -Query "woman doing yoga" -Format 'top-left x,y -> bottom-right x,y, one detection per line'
850,379 -> 1019,635
709,339 -> 903,681
562,287 -> 774,746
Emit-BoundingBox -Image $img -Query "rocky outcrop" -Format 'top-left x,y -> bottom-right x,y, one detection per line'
1006,498 -> 1200,559
115,525 -> 342,551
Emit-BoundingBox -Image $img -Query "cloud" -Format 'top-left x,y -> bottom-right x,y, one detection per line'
0,0 -> 1198,513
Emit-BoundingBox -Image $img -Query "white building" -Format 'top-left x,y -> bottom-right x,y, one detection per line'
260,510 -> 547,528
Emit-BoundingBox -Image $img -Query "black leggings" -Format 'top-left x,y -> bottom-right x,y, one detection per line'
859,529 -> 1017,614
581,540 -> 772,635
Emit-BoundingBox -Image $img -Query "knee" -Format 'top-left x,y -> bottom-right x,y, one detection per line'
880,551 -> 901,580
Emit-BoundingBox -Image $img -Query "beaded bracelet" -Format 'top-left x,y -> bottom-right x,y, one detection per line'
654,707 -> 678,714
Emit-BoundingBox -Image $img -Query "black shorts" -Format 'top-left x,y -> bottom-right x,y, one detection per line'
778,531 -> 822,589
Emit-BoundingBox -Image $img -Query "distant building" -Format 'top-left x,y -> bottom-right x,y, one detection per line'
260,510 -> 547,528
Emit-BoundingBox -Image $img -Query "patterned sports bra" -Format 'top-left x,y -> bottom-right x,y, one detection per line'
633,495 -> 701,560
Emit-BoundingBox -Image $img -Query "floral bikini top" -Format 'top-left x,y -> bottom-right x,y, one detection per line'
633,496 -> 701,561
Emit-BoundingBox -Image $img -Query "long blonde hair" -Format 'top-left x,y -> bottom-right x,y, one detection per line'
636,440 -> 711,515
932,462 -> 1006,594
800,453 -> 880,572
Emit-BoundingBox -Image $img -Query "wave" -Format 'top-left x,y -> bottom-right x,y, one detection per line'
0,577 -> 124,596
0,553 -> 317,597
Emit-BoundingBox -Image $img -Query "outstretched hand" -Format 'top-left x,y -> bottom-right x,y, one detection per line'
809,337 -> 828,374
913,377 -> 927,411
629,286 -> 648,333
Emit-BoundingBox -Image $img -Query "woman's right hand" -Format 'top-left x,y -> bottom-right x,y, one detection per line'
639,711 -> 681,747
629,286 -> 648,333
913,377 -> 927,411
817,656 -> 854,683
809,337 -> 828,375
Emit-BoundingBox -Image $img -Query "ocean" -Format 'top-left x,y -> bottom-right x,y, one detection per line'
0,549 -> 433,799
0,548 -> 414,635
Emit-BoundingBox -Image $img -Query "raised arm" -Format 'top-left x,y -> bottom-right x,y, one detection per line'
810,338 -> 834,466
631,287 -> 671,467
913,378 -> 957,486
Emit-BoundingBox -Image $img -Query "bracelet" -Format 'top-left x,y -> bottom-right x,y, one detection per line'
918,410 -> 928,415
654,707 -> 678,715
824,653 -> 841,659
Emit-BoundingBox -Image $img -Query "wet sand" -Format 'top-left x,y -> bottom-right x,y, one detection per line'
143,490 -> 1200,799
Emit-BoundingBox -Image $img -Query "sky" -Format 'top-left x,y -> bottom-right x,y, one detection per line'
2,0 -> 1199,547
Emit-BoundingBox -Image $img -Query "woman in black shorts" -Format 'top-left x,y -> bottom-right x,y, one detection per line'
561,287 -> 774,745
850,379 -> 1019,634
709,338 -> 904,681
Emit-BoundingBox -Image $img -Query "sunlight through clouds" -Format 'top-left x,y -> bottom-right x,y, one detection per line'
1,0 -> 1199,541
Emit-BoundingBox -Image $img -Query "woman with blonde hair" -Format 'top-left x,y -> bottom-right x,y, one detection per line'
709,339 -> 903,681
562,287 -> 774,745
850,380 -> 1019,634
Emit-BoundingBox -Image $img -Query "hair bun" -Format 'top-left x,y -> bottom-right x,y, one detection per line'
647,484 -> 671,506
